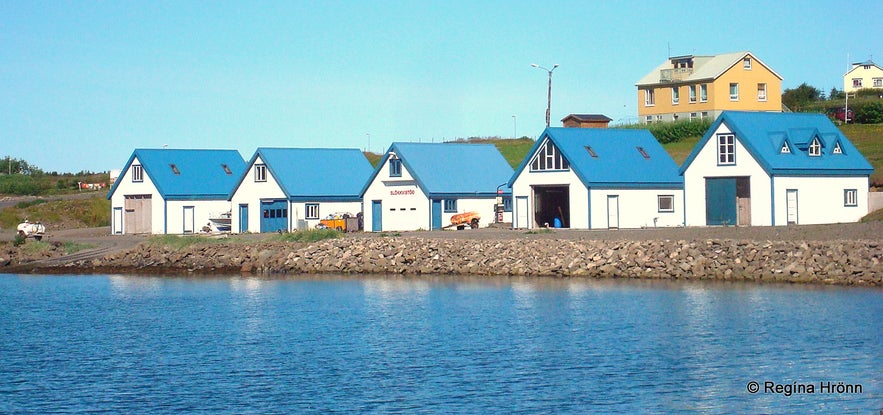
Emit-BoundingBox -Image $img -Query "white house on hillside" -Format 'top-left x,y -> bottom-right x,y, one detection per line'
107,149 -> 246,234
681,111 -> 874,226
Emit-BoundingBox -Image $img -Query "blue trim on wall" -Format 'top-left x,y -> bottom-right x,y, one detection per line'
163,200 -> 168,234
770,176 -> 776,226
586,189 -> 592,229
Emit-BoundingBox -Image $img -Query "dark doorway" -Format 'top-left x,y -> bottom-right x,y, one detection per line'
532,186 -> 570,228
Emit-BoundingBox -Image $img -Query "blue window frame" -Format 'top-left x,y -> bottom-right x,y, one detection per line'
389,159 -> 402,177
444,199 -> 457,213
503,197 -> 512,212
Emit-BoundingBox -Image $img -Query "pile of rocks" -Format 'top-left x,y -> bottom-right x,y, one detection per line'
64,237 -> 882,286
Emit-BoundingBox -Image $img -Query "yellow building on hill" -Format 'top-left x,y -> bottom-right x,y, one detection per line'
635,51 -> 782,124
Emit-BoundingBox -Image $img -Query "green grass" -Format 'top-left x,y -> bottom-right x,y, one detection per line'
839,124 -> 883,186
145,235 -> 231,249
860,208 -> 883,222
63,241 -> 95,254
272,228 -> 343,242
0,195 -> 110,230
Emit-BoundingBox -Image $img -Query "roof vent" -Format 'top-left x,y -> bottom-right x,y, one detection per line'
636,147 -> 650,159
585,146 -> 598,158
222,164 -> 232,174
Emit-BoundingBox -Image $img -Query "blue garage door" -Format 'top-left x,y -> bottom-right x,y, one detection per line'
705,178 -> 737,226
260,200 -> 288,233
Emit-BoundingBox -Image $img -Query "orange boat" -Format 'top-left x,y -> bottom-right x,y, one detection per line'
449,211 -> 481,229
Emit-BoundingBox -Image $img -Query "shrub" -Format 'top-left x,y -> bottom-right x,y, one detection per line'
854,101 -> 883,124
273,229 -> 343,242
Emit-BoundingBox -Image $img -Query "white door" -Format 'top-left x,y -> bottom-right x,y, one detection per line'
607,195 -> 619,229
183,206 -> 195,234
515,197 -> 529,229
786,189 -> 798,225
113,207 -> 123,234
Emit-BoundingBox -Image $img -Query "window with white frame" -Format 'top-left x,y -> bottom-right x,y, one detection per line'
658,195 -> 674,213
757,83 -> 767,101
853,78 -> 862,88
644,89 -> 656,106
254,164 -> 267,182
645,115 -> 653,124
305,203 -> 319,219
874,78 -> 883,87
844,189 -> 857,207
689,85 -> 697,103
808,138 -> 821,156
389,159 -> 402,177
718,134 -> 735,165
131,165 -> 143,182
780,142 -> 791,154
729,83 -> 739,100
743,57 -> 752,69
671,87 -> 679,104
690,112 -> 697,120
529,140 -> 569,171
700,84 -> 708,102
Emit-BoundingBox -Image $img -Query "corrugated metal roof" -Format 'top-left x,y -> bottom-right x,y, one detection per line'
251,148 -> 373,199
679,111 -> 874,175
636,51 -> 782,86
107,149 -> 246,200
510,128 -> 683,188
370,143 -> 514,196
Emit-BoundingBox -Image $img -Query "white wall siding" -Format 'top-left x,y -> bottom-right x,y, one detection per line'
230,156 -> 287,233
292,201 -> 363,229
511,169 -> 589,229
772,176 -> 869,225
683,123 -> 771,226
165,200 -> 232,234
362,157 -> 430,231
590,188 -> 685,229
441,198 -> 499,228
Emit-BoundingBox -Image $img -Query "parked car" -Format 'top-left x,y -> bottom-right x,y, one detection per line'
829,108 -> 854,122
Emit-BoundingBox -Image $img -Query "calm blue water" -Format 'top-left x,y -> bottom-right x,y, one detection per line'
0,274 -> 881,414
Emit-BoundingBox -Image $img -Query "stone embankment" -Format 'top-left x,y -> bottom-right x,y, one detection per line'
56,237 -> 882,286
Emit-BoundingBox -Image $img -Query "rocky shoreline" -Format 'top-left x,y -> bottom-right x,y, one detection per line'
25,236 -> 883,286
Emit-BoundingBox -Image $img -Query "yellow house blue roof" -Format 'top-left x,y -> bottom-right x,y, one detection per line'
679,111 -> 874,176
364,142 -> 514,197
510,128 -> 683,189
242,148 -> 373,201
107,149 -> 246,200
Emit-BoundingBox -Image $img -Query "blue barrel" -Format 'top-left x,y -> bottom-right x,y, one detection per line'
553,217 -> 562,228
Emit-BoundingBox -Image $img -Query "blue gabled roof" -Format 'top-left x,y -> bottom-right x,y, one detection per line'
364,142 -> 514,197
509,128 -> 683,188
246,148 -> 373,200
107,149 -> 246,200
679,111 -> 874,176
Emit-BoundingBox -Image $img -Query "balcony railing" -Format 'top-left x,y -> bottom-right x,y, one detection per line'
660,68 -> 693,82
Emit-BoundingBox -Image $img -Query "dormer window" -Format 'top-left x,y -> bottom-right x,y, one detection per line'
780,142 -> 791,154
222,164 -> 232,175
808,138 -> 822,156
170,164 -> 180,175
637,146 -> 650,159
832,142 -> 843,154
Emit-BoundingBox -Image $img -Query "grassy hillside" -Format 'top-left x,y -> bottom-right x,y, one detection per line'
363,138 -> 536,169
0,195 -> 110,231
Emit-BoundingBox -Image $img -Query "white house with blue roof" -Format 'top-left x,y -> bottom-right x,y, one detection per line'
361,143 -> 514,232
681,111 -> 874,226
229,148 -> 373,233
509,127 -> 684,229
107,149 -> 246,234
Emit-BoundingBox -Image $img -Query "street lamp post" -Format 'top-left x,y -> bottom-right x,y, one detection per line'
531,63 -> 559,127
512,115 -> 517,139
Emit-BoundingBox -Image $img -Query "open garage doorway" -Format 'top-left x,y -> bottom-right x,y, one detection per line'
532,185 -> 570,228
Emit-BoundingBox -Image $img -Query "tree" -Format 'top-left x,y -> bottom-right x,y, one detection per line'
829,88 -> 845,100
782,83 -> 822,111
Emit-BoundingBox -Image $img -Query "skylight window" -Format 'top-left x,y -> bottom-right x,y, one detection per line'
222,164 -> 232,174
170,164 -> 180,175
585,146 -> 598,158
636,146 -> 650,159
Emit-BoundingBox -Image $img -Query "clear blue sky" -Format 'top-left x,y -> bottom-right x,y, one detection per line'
2,0 -> 881,173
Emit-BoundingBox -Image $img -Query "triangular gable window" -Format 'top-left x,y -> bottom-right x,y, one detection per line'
780,141 -> 791,154
808,137 -> 822,156
530,139 -> 569,171
832,141 -> 843,154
